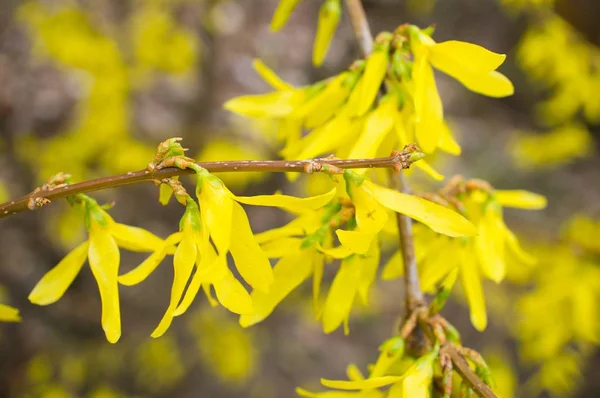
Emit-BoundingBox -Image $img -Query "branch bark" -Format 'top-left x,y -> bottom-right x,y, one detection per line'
0,150 -> 417,218
442,344 -> 497,398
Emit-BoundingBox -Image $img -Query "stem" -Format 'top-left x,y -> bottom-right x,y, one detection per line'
344,0 -> 424,311
0,150 -> 417,218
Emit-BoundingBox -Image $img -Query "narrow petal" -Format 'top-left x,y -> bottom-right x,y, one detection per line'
88,225 -> 121,343
200,179 -> 233,255
295,74 -> 351,129
317,243 -> 354,259
270,0 -> 301,31
291,114 -> 353,160
413,160 -> 444,181
336,230 -> 375,255
358,50 -> 390,116
223,91 -> 298,118
261,237 -> 303,258
252,58 -> 294,91
235,188 -> 336,213
351,182 -> 389,234
0,304 -> 21,322
348,95 -> 398,160
381,250 -> 403,280
312,0 -> 341,66
419,238 -> 456,292
504,227 -> 536,265
494,190 -> 547,209
29,241 -> 89,305
366,182 -> 477,237
229,202 -> 274,293
213,266 -> 253,315
321,376 -> 403,390
475,208 -> 506,283
460,247 -> 487,331
151,232 -> 197,338
322,256 -> 363,333
239,250 -> 314,327
109,223 -> 165,252
438,122 -> 461,155
357,239 -> 380,305
429,40 -> 507,73
413,56 -> 444,153
118,232 -> 182,286
254,212 -> 321,244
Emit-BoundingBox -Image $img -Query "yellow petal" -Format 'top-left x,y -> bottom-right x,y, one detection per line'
239,250 -> 314,327
261,237 -> 303,258
494,190 -> 547,209
365,181 -> 477,237
296,387 -> 365,397
438,122 -> 461,155
295,73 -> 351,129
159,181 -> 175,206
358,50 -> 390,116
348,95 -> 398,160
213,262 -> 253,315
151,231 -> 197,338
29,241 -> 89,305
504,227 -> 536,265
223,90 -> 298,118
88,225 -> 121,343
200,178 -> 233,255
321,376 -> 403,390
254,212 -> 321,243
460,246 -> 487,331
322,256 -> 363,334
270,0 -> 301,31
252,58 -> 293,91
235,188 -> 336,213
429,40 -> 507,73
317,243 -> 354,259
291,114 -> 353,160
118,232 -> 182,286
0,304 -> 21,322
109,223 -> 165,252
413,160 -> 444,181
475,208 -> 506,283
351,181 -> 389,234
382,250 -> 403,280
336,230 -> 375,255
229,202 -> 273,292
419,238 -> 456,292
357,239 -> 380,305
413,56 -> 444,153
313,254 -> 325,315
312,0 -> 341,66
429,41 -> 513,97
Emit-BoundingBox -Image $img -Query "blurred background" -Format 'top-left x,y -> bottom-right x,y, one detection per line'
0,0 -> 599,397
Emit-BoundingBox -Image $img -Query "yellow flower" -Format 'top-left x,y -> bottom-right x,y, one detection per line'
0,304 -> 21,322
29,197 -> 166,343
270,0 -> 302,31
337,171 -> 476,255
409,27 -> 514,153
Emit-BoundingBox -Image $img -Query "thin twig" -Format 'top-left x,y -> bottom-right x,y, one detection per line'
442,345 -> 497,398
0,149 -> 418,218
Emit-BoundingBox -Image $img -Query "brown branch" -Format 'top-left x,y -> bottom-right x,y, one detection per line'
0,149 -> 418,218
344,0 -> 424,312
442,344 -> 497,398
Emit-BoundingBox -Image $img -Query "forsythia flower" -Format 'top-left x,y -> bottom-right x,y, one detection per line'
408,27 -> 514,153
0,304 -> 21,322
384,187 -> 546,331
29,196 -> 167,343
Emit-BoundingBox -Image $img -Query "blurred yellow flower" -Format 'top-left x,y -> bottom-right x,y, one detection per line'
0,303 -> 21,322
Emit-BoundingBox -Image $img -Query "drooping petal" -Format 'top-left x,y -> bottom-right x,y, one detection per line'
290,114 -> 353,160
358,49 -> 390,116
322,256 -> 363,334
504,226 -> 536,265
29,241 -> 89,305
418,238 -> 456,292
366,182 -> 477,237
336,230 -> 375,255
348,95 -> 398,160
239,249 -> 314,327
200,177 -> 233,255
234,188 -> 336,213
109,223 -> 165,252
0,304 -> 21,322
261,237 -> 303,258
213,265 -> 253,315
438,122 -> 461,155
321,376 -> 403,390
270,0 -> 301,31
413,160 -> 444,181
317,243 -> 354,259
475,207 -> 506,283
223,91 -> 299,118
229,202 -> 274,293
413,55 -> 444,153
357,239 -> 380,305
252,58 -> 294,91
151,231 -> 197,338
88,224 -> 121,343
118,232 -> 183,286
460,246 -> 487,331
429,41 -> 513,98
494,190 -> 547,209
297,74 -> 352,129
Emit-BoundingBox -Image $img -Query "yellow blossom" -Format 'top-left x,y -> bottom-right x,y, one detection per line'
29,197 -> 166,343
313,0 -> 341,66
